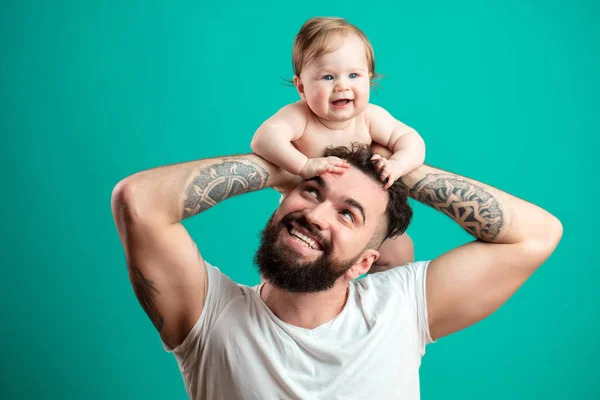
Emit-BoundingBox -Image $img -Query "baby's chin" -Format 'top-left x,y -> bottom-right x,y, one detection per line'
313,109 -> 361,123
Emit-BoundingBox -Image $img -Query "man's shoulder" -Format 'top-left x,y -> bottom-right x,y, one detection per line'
204,262 -> 258,301
357,261 -> 431,294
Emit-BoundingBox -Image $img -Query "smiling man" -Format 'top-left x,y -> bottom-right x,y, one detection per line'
111,143 -> 562,400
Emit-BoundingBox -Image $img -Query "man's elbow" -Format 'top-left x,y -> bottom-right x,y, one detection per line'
524,215 -> 563,268
111,177 -> 146,230
250,134 -> 260,153
539,213 -> 563,251
544,215 -> 563,253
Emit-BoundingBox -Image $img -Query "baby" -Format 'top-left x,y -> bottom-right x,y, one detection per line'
251,17 -> 424,272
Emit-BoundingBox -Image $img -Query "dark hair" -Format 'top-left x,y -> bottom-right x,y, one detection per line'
324,143 -> 412,244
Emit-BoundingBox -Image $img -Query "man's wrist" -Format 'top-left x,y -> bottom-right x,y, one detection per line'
243,153 -> 300,190
399,164 -> 431,193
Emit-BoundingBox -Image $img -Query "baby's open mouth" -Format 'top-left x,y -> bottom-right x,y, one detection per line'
332,99 -> 351,106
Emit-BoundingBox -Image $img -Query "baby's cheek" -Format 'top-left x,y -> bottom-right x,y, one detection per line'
316,90 -> 329,103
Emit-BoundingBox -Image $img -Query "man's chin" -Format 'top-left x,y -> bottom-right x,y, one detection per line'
277,237 -> 321,265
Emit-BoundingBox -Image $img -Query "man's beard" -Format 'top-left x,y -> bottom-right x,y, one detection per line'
254,212 -> 363,293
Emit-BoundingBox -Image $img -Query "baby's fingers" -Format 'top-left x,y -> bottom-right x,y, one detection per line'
327,156 -> 349,166
370,157 -> 386,171
383,175 -> 394,190
383,170 -> 401,190
331,159 -> 350,168
381,168 -> 391,182
327,165 -> 347,174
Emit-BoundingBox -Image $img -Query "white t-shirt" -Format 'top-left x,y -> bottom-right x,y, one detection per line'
163,261 -> 434,400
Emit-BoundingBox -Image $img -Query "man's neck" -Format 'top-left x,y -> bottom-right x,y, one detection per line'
260,280 -> 350,330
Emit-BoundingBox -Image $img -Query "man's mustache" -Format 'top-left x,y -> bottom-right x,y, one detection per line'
279,213 -> 331,253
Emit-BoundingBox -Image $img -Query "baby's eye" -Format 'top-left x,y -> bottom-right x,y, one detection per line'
323,75 -> 334,81
349,73 -> 358,79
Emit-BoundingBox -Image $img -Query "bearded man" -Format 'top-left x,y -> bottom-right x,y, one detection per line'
111,143 -> 562,400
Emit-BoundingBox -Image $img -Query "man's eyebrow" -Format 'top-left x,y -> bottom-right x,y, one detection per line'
344,198 -> 366,224
306,176 -> 325,187
305,177 -> 366,223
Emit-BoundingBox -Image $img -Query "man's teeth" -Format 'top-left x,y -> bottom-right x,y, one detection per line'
290,228 -> 320,250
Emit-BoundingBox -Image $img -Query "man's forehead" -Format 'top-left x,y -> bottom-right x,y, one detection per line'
317,167 -> 387,217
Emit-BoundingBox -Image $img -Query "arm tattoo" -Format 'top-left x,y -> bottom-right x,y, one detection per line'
183,159 -> 269,218
409,174 -> 503,241
129,265 -> 164,332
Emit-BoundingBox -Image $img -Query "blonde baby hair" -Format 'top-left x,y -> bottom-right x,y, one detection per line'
288,17 -> 381,86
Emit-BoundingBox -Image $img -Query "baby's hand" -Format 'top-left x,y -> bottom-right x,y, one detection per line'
370,154 -> 403,190
300,157 -> 349,179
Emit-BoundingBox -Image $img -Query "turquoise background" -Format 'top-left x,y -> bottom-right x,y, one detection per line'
1,0 -> 598,399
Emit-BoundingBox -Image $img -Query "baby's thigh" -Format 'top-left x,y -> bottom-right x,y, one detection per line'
369,233 -> 415,274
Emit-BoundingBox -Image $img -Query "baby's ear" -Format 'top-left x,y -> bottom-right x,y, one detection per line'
293,76 -> 305,99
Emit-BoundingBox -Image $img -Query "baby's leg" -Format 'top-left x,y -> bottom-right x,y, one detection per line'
368,233 -> 415,274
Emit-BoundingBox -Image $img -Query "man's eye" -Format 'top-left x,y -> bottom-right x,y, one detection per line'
341,210 -> 354,222
305,187 -> 318,197
323,75 -> 334,81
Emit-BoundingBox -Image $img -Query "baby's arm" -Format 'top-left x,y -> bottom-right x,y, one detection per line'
367,104 -> 426,188
251,103 -> 348,178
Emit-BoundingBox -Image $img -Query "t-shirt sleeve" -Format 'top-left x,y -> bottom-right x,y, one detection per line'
161,261 -> 242,371
383,261 -> 436,354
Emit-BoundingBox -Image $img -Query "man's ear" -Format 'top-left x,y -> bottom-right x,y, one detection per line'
346,249 -> 380,279
293,75 -> 305,100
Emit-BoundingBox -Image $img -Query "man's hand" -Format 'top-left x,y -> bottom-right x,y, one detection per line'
272,167 -> 304,195
300,156 -> 350,179
370,154 -> 403,190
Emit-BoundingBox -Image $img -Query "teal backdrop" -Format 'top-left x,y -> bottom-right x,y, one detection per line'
1,0 -> 598,399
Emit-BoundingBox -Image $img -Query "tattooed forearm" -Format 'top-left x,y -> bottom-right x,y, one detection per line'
409,174 -> 503,241
183,159 -> 269,218
129,265 -> 164,332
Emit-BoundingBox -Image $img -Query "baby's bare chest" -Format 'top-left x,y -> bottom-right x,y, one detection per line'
293,119 -> 372,158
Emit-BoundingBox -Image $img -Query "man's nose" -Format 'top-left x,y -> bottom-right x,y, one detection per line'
304,203 -> 331,231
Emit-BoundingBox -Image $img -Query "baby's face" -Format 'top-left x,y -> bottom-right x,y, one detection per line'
297,34 -> 372,124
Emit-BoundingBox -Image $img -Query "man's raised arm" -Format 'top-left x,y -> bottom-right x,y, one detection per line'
111,153 -> 294,348
400,164 -> 563,341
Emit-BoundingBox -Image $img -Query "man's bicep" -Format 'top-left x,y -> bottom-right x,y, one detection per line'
123,220 -> 208,349
426,240 -> 540,341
